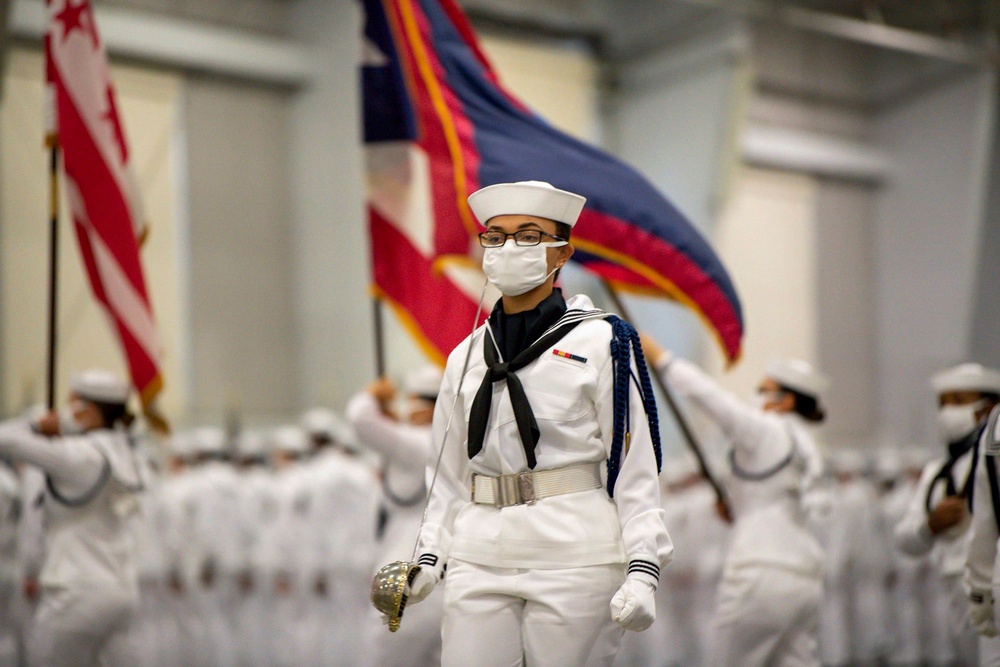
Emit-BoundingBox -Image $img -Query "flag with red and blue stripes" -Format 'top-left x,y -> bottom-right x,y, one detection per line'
362,0 -> 744,363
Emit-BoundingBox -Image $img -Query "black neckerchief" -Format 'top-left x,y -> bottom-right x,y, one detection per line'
926,422 -> 986,513
488,289 -> 567,363
469,296 -> 593,470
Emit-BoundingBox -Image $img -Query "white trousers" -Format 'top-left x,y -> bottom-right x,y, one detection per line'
28,584 -> 138,667
441,559 -> 626,667
707,565 -> 822,667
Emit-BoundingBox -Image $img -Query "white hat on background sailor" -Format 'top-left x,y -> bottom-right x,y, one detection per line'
271,424 -> 312,456
235,429 -> 269,461
765,358 -> 830,400
403,366 -> 444,401
192,426 -> 229,457
70,369 -> 130,405
931,363 -> 1000,396
468,180 -> 586,226
300,407 -> 357,450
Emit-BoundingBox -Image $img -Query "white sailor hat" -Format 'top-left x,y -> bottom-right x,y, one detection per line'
931,363 -> 1000,395
765,358 -> 829,399
467,180 -> 587,227
70,369 -> 130,404
828,447 -> 866,475
404,365 -> 443,400
299,407 -> 356,445
193,426 -> 228,455
168,430 -> 198,458
235,429 -> 269,459
271,425 -> 313,455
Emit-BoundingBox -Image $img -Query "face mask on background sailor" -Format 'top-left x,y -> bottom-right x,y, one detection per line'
479,216 -> 574,298
936,391 -> 994,443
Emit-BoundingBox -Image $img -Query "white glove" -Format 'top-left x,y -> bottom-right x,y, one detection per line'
405,554 -> 444,606
969,591 -> 998,637
610,578 -> 656,632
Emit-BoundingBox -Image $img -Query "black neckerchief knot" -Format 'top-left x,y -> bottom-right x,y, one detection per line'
467,316 -> 585,469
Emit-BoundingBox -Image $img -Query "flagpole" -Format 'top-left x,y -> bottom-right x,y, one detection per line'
602,280 -> 732,519
45,142 -> 60,410
372,295 -> 386,378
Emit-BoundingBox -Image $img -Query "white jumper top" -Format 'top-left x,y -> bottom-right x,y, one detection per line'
416,294 -> 672,577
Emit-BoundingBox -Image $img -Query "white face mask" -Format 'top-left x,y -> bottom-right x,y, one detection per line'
58,401 -> 88,436
482,239 -> 566,297
937,401 -> 986,443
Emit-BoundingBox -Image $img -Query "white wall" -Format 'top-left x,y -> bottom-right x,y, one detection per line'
873,69 -> 998,445
287,0 -> 372,411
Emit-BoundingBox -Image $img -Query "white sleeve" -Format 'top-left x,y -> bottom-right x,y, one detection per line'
597,351 -> 673,587
966,438 -> 1000,594
893,462 -> 937,557
660,358 -> 788,468
415,339 -> 473,571
0,419 -> 106,496
346,391 -> 428,470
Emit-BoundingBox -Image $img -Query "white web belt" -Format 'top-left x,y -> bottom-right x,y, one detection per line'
471,462 -> 602,508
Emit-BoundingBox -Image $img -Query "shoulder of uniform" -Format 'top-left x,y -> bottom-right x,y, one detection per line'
984,409 -> 1000,456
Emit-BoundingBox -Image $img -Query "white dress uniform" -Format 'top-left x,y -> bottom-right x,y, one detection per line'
185,429 -> 241,667
415,291 -> 672,667
882,460 -> 952,666
898,444 -> 999,665
0,461 -> 22,667
616,458 -> 729,667
159,434 -> 210,667
819,463 -> 893,666
657,356 -> 826,667
265,426 -> 318,667
307,445 -> 381,667
0,416 -> 142,667
347,387 -> 444,667
232,430 -> 279,667
127,452 -> 176,667
965,406 -> 1000,666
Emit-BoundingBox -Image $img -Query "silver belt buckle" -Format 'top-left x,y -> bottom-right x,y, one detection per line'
518,472 -> 536,505
497,474 -> 519,507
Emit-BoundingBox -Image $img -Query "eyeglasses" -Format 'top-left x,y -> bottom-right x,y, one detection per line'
478,229 -> 566,248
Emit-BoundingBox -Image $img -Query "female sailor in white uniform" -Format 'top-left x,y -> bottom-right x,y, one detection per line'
403,181 -> 672,667
0,370 -> 143,667
642,339 -> 827,667
348,367 -> 443,667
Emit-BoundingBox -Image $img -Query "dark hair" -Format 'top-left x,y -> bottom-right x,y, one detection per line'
552,222 -> 572,282
779,385 -> 825,423
92,400 -> 134,429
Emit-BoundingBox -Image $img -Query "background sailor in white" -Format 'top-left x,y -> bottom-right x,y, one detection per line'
963,396 -> 1000,663
818,448 -> 893,667
301,409 -> 381,667
616,451 -> 730,667
405,181 -> 672,667
895,363 -> 1000,666
185,426 -> 240,667
0,370 -> 143,667
642,341 -> 828,667
881,447 -> 955,667
348,367 -> 444,667
231,429 -> 279,667
266,424 -> 318,667
0,456 -> 22,666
